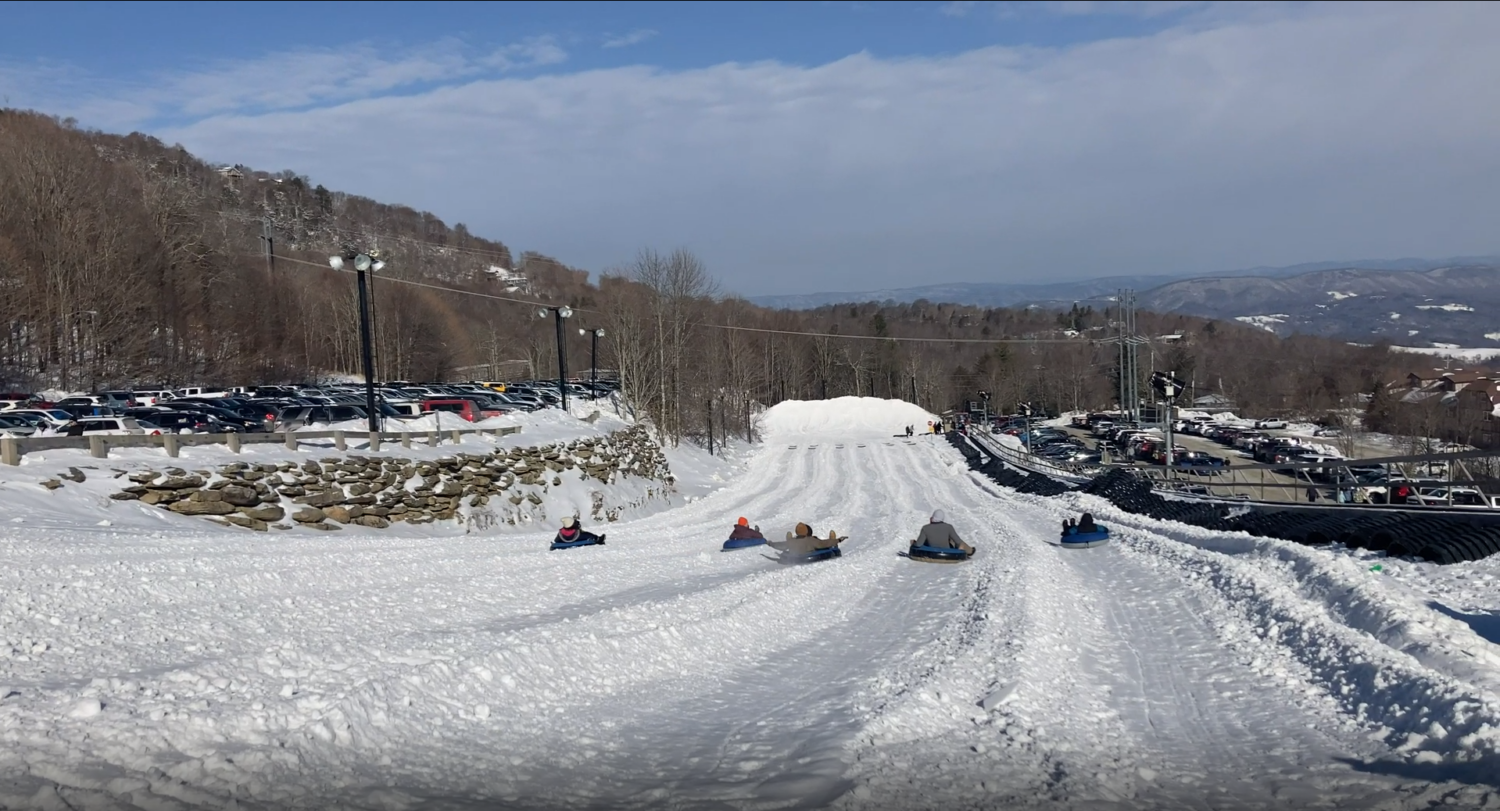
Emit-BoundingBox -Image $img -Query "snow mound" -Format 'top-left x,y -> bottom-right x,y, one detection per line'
760,397 -> 936,439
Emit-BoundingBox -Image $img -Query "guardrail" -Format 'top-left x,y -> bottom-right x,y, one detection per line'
966,430 -> 1102,483
966,427 -> 1500,513
0,425 -> 523,465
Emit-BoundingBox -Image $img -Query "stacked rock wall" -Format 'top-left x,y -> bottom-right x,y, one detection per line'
110,425 -> 673,532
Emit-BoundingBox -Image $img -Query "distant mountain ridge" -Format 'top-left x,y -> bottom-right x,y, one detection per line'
1137,264 -> 1500,348
747,255 -> 1500,348
747,255 -> 1500,312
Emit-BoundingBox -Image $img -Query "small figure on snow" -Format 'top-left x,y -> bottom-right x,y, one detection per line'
915,510 -> 974,556
1076,513 -> 1097,534
728,516 -> 765,542
769,522 -> 842,555
1062,518 -> 1077,535
553,515 -> 604,546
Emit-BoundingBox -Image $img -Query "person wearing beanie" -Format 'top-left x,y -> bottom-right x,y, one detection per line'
552,514 -> 605,547
914,509 -> 974,556
768,521 -> 844,555
728,516 -> 765,542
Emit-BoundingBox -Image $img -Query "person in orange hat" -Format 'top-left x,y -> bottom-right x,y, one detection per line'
727,516 -> 765,543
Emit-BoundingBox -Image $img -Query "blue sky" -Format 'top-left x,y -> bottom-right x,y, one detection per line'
3,1 -> 1497,296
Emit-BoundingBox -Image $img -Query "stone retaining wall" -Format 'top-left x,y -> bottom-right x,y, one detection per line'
108,425 -> 673,532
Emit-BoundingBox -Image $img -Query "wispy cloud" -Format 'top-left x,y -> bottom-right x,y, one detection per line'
0,35 -> 568,127
601,29 -> 659,49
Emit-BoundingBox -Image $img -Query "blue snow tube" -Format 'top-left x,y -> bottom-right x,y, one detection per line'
550,533 -> 606,550
1060,526 -> 1109,548
778,546 -> 842,564
907,544 -> 971,563
722,536 -> 769,550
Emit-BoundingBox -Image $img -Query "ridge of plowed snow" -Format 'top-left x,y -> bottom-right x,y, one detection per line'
760,396 -> 937,439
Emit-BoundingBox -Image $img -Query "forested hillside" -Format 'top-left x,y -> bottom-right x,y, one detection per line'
0,110 -> 1423,444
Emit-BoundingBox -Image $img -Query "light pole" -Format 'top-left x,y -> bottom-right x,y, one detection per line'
1021,402 -> 1033,454
579,327 -> 605,394
537,305 -> 573,411
328,249 -> 385,433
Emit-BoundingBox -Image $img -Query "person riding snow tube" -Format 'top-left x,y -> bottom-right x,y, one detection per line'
912,510 -> 974,557
723,517 -> 767,549
1076,513 -> 1097,534
768,522 -> 842,556
551,516 -> 604,549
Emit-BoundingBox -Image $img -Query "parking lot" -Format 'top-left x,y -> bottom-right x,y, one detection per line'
1044,419 -> 1359,504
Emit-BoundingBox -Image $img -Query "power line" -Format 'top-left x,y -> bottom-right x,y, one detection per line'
256,254 -> 1099,346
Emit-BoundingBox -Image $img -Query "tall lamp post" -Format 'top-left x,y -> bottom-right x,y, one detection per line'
328,249 -> 385,433
537,305 -> 573,411
579,327 -> 605,393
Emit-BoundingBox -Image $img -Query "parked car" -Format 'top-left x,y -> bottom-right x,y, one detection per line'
0,414 -> 37,437
421,398 -> 505,422
75,416 -> 148,436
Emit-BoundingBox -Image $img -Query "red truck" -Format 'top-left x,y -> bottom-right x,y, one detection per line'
420,398 -> 506,422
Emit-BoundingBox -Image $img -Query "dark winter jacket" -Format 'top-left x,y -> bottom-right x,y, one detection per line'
728,524 -> 765,541
915,521 -> 966,549
554,526 -> 599,544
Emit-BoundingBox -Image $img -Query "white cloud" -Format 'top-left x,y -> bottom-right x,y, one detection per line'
9,2 -> 1500,297
0,36 -> 568,127
602,29 -> 660,49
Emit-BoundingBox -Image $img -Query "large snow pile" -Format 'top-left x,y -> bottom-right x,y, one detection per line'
760,397 -> 937,440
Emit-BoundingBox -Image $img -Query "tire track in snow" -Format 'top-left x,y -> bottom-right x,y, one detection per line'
837,442 -> 1500,810
0,437 -> 916,810
439,438 -> 974,810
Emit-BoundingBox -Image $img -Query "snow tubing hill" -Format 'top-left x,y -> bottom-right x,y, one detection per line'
906,544 -> 971,564
722,537 -> 769,550
1060,526 -> 1110,549
550,533 -> 606,550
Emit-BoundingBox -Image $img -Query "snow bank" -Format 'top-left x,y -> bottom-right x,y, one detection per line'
760,397 -> 936,440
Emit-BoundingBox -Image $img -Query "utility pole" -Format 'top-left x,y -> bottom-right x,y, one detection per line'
260,218 -> 276,281
260,219 -> 280,376
706,398 -> 715,456
1022,402 -> 1033,454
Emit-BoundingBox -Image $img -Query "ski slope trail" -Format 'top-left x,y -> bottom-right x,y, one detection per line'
1,398 -> 1498,810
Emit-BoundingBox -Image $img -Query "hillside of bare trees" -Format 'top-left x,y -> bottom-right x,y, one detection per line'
0,109 -> 1441,446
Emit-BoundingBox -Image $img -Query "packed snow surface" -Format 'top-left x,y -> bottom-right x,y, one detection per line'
2,399 -> 1500,809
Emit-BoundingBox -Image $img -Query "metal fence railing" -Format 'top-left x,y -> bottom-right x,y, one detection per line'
0,426 -> 524,465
